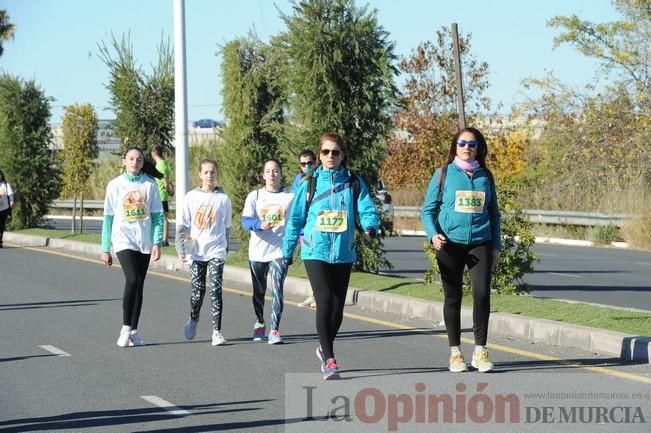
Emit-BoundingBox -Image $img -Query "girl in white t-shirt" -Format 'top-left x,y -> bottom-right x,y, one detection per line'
242,159 -> 295,344
176,159 -> 232,346
0,169 -> 15,248
100,147 -> 164,347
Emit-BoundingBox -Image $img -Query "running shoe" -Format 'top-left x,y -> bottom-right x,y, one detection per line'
116,327 -> 131,347
323,358 -> 340,380
449,353 -> 468,373
471,347 -> 494,372
252,321 -> 266,341
298,295 -> 315,308
128,330 -> 145,346
211,330 -> 226,346
184,318 -> 198,340
268,330 -> 282,345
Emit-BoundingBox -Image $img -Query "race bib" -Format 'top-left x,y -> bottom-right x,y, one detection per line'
316,210 -> 347,233
123,190 -> 149,222
455,191 -> 485,213
260,204 -> 285,227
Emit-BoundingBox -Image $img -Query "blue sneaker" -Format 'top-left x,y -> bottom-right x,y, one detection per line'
323,358 -> 340,380
268,330 -> 282,345
252,321 -> 266,341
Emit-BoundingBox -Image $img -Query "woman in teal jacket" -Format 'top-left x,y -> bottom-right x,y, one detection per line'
421,127 -> 501,373
283,133 -> 379,380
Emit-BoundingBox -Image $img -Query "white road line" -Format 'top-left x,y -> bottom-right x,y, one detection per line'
635,262 -> 651,266
141,396 -> 190,416
548,272 -> 581,278
38,345 -> 71,356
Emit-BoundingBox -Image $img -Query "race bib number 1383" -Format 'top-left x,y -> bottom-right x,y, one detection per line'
455,191 -> 485,213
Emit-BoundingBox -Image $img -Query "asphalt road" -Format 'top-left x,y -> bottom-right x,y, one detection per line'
45,217 -> 651,311
380,236 -> 651,312
1,246 -> 649,432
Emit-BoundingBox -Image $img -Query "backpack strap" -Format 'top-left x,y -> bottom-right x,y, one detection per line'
306,173 -> 360,209
436,165 -> 447,206
305,175 -> 317,212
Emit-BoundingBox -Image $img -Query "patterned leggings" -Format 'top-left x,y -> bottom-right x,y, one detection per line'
189,258 -> 225,330
249,259 -> 288,331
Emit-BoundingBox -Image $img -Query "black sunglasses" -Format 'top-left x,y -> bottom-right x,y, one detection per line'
320,149 -> 342,157
457,140 -> 478,149
299,161 -> 314,167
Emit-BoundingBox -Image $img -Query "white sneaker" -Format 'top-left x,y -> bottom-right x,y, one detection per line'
298,295 -> 315,307
116,326 -> 131,347
128,329 -> 145,346
184,318 -> 198,340
211,330 -> 226,346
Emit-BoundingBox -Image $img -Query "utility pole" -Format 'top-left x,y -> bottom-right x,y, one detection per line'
173,0 -> 189,205
451,23 -> 466,129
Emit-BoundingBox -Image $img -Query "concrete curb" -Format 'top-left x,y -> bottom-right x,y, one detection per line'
396,230 -> 631,249
5,232 -> 648,363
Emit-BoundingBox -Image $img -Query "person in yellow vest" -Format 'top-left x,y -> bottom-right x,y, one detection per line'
151,145 -> 172,247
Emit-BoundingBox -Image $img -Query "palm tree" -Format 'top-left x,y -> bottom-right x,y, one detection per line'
0,10 -> 16,57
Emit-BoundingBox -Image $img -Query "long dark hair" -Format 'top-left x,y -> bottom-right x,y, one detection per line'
124,146 -> 163,179
0,169 -> 5,183
445,127 -> 494,183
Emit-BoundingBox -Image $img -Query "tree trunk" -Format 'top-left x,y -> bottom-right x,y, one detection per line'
80,193 -> 84,234
71,195 -> 77,234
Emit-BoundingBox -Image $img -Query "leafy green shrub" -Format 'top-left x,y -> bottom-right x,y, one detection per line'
589,224 -> 620,245
0,74 -> 60,229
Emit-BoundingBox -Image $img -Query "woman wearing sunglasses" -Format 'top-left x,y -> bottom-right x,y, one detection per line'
283,133 -> 379,380
421,127 -> 501,373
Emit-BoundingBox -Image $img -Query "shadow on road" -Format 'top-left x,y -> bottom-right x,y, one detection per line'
0,298 -> 120,311
0,400 -> 275,433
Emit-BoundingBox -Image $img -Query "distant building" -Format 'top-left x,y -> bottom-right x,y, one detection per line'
50,119 -> 224,157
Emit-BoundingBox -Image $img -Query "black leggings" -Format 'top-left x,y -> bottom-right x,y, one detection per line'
304,260 -> 352,360
0,208 -> 9,246
436,241 -> 492,347
116,249 -> 151,329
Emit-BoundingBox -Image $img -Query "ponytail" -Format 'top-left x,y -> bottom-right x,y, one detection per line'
142,158 -> 163,179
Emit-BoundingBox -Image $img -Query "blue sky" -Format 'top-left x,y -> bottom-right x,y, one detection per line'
1,0 -> 621,124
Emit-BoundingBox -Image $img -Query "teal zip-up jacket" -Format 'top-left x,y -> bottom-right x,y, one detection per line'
282,165 -> 379,264
421,163 -> 501,249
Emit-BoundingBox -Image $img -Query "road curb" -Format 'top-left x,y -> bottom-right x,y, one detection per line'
5,232 -> 648,363
398,230 -> 630,248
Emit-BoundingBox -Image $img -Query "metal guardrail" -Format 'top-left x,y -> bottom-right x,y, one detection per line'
51,199 -> 176,210
390,206 -> 628,227
50,200 -> 627,227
